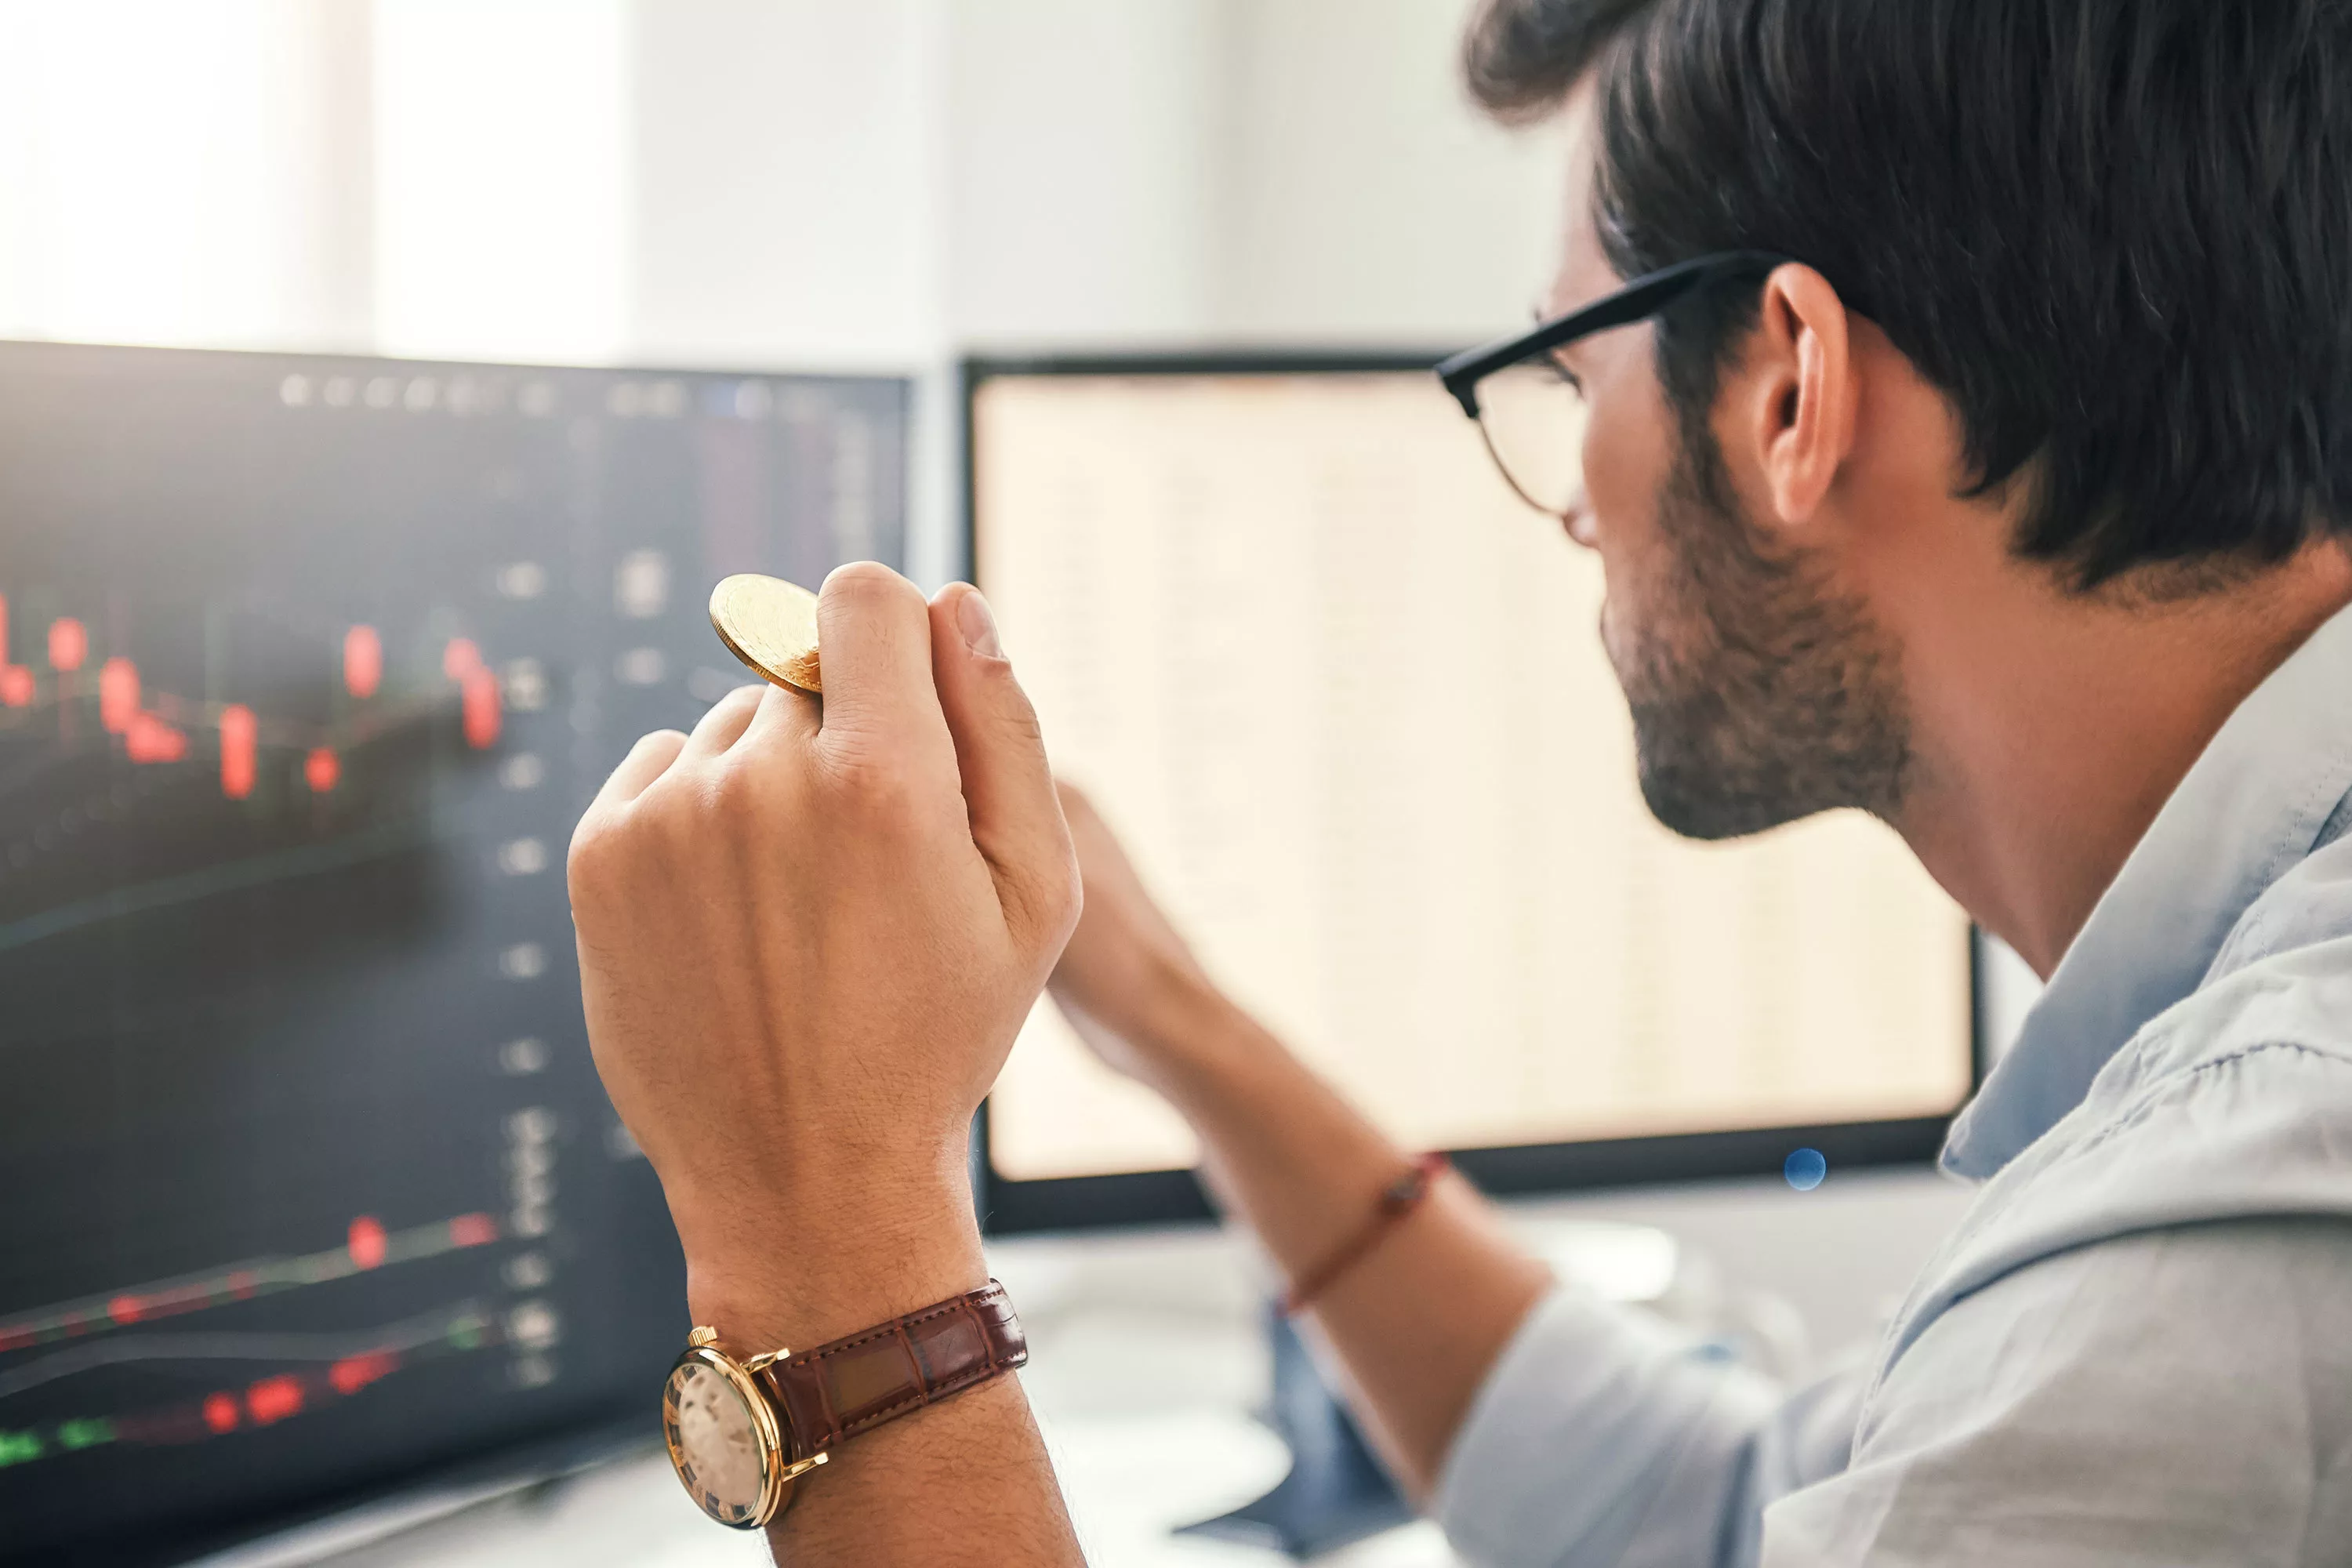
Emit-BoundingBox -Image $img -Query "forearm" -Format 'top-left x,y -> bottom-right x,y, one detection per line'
759,1381 -> 1078,1565
1134,979 -> 1553,1501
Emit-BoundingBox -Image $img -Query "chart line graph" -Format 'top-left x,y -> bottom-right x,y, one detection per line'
0,1212 -> 499,1357
0,1301 -> 494,1401
0,1303 -> 505,1473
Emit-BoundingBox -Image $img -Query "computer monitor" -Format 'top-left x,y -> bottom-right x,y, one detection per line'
0,342 -> 907,1566
966,354 -> 1980,1235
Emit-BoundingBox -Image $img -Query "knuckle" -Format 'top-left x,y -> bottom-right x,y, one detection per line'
960,655 -> 1047,750
700,754 -> 771,822
821,741 -> 931,829
994,682 -> 1046,749
565,815 -> 610,889
1004,848 -> 1083,965
567,811 -> 642,911
629,727 -> 689,768
700,683 -> 761,727
1041,850 -> 1084,937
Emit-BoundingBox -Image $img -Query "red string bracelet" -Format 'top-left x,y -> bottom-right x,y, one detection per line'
1280,1152 -> 1450,1317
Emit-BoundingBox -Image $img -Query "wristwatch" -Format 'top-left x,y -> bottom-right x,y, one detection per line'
659,1280 -> 1029,1529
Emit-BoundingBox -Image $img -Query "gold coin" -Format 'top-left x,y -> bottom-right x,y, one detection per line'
709,574 -> 822,694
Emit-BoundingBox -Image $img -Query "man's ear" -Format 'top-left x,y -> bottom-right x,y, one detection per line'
1736,263 -> 1857,529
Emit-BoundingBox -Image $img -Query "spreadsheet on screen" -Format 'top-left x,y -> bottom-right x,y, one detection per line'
971,367 -> 1974,1185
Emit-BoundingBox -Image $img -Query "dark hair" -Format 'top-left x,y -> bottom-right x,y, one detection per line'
1464,0 -> 2352,587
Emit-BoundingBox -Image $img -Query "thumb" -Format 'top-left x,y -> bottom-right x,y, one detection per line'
928,583 -> 1080,954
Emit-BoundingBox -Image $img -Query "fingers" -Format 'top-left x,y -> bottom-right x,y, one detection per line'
742,677 -> 822,748
595,728 -> 688,809
930,583 -> 1079,949
811,562 -> 954,766
679,682 -> 766,760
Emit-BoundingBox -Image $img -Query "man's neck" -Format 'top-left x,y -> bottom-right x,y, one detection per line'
1892,546 -> 2352,979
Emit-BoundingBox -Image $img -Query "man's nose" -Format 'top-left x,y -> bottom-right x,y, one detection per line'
1559,480 -> 1597,550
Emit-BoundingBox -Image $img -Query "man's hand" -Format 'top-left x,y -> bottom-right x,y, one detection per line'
567,564 -> 1080,1340
1047,782 -> 1227,1092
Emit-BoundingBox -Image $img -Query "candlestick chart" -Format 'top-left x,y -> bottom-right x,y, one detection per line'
0,339 -> 908,1566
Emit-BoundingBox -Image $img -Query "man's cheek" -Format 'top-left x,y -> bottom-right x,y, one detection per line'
1595,527 -> 1682,692
1595,559 -> 1648,691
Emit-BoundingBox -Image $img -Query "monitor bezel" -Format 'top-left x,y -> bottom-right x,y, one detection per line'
961,350 -> 1988,1236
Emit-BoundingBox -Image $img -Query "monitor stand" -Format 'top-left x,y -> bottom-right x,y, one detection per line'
1174,1302 -> 1416,1559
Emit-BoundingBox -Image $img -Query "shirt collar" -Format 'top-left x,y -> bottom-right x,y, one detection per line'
1941,601 -> 2352,1181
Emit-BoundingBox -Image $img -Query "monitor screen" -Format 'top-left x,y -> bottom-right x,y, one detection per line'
0,342 -> 906,1566
969,360 -> 1975,1230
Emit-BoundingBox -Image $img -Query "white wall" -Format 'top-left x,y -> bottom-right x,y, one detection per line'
942,2 -> 1227,349
1214,0 -> 1564,343
0,0 -> 370,347
629,0 -> 942,370
374,0 -> 632,363
619,0 -> 1566,358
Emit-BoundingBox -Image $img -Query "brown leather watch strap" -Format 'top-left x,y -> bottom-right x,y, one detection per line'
757,1281 -> 1026,1461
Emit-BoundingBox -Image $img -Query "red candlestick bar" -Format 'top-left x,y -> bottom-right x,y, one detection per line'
347,1216 -> 386,1270
0,595 -> 24,705
126,712 -> 187,764
219,705 -> 257,799
344,625 -> 383,700
448,1212 -> 499,1247
48,618 -> 85,672
99,657 -> 138,734
462,668 -> 501,750
331,1350 -> 400,1396
245,1375 -> 303,1427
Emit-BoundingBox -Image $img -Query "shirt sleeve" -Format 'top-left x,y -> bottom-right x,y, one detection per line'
1759,1218 -> 2352,1567
1435,1287 -> 1865,1568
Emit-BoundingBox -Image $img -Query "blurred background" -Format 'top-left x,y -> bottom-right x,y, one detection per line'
0,3 -> 2039,1565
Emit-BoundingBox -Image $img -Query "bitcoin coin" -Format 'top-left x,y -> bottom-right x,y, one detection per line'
709,574 -> 822,694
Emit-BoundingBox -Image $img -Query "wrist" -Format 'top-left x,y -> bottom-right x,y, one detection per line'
675,1173 -> 987,1350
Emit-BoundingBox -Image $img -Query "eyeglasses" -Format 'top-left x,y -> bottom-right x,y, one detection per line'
1436,252 -> 1791,517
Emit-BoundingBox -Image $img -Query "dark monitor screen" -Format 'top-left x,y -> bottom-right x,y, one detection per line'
965,356 -> 1979,1234
0,342 -> 906,1565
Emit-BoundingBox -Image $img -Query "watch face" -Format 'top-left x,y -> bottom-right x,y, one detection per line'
662,1358 -> 772,1527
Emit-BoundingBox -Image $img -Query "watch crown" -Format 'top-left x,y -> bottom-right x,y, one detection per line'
687,1327 -> 718,1348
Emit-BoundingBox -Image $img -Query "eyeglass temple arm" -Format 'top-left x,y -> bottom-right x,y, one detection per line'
1434,251 -> 1791,418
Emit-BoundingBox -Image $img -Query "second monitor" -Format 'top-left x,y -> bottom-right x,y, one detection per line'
967,355 -> 1977,1233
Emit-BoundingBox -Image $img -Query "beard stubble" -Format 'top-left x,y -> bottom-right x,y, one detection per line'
1613,426 -> 1914,841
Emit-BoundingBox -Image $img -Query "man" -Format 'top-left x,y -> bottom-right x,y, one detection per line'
565,0 -> 2352,1561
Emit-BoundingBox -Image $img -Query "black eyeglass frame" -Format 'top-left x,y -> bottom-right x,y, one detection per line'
1436,250 -> 1795,421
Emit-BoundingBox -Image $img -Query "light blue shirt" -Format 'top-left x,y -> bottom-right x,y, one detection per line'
1437,603 -> 2352,1567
